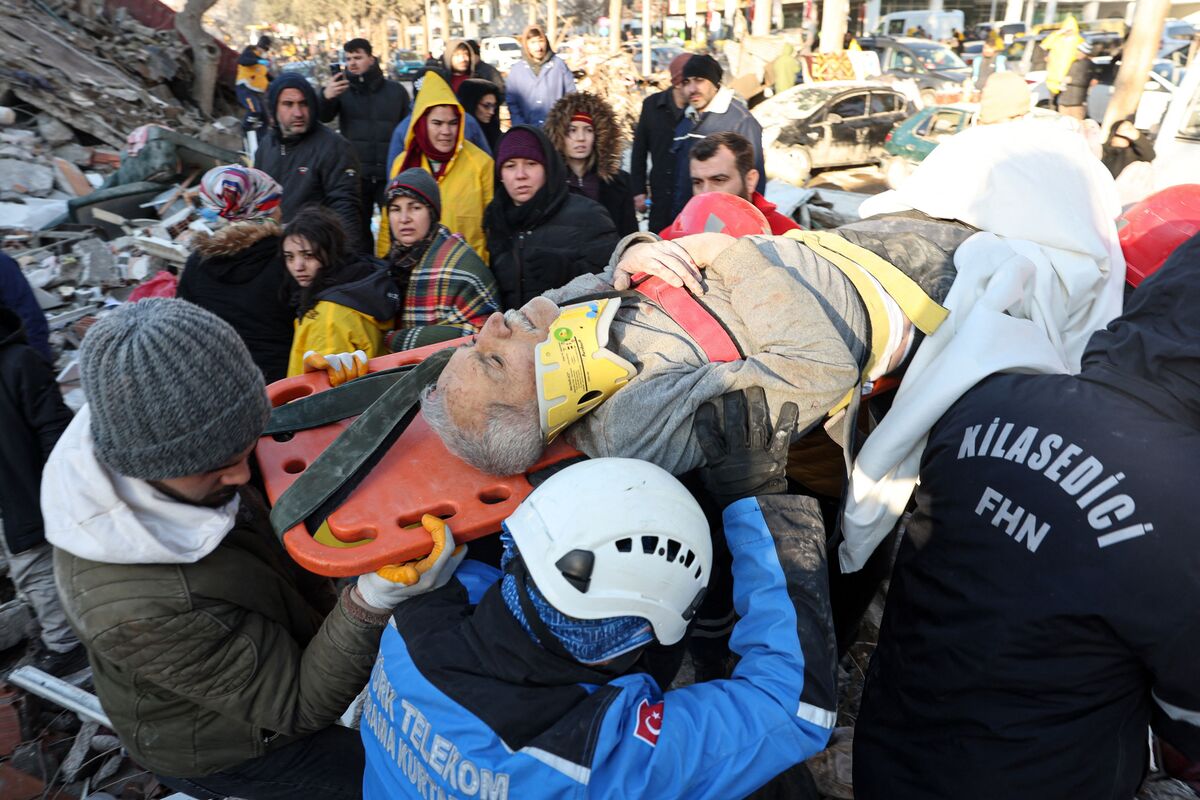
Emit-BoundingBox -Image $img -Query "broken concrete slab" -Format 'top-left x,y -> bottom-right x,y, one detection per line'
0,158 -> 55,199
52,158 -> 93,197
71,238 -> 118,286
35,112 -> 75,146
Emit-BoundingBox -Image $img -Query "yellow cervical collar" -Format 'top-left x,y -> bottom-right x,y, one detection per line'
536,299 -> 637,443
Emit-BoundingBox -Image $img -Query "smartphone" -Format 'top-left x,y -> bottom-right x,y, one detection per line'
329,63 -> 343,75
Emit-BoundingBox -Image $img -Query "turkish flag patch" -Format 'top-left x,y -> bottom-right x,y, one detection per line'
633,699 -> 664,747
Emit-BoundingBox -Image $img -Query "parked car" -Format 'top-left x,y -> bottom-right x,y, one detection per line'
480,36 -> 522,72
391,50 -> 426,82
1088,69 -> 1178,132
753,81 -> 914,186
1152,58 -> 1200,190
278,59 -> 322,88
971,20 -> 1027,42
872,10 -> 964,41
856,36 -> 972,105
880,102 -> 1072,188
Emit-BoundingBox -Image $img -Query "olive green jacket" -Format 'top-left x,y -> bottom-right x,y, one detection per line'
52,489 -> 385,777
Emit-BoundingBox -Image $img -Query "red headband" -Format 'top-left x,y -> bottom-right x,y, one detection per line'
570,112 -> 594,127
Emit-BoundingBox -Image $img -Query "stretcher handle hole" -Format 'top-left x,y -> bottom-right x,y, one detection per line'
477,486 -> 512,505
283,459 -> 307,475
272,384 -> 315,406
272,432 -> 294,443
397,503 -> 458,530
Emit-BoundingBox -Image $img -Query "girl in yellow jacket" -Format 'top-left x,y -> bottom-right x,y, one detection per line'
377,71 -> 494,263
283,207 -> 400,381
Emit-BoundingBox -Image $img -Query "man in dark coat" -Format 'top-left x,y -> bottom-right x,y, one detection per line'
320,38 -> 411,248
631,53 -> 691,233
0,304 -> 84,675
255,72 -> 364,252
484,126 -> 618,309
671,54 -> 766,218
854,232 -> 1200,799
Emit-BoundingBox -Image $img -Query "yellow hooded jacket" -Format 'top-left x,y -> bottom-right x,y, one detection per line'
378,72 -> 494,263
1042,16 -> 1084,94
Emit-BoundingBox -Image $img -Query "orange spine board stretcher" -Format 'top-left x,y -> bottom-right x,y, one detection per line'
256,337 -> 581,577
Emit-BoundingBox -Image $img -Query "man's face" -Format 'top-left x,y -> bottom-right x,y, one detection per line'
426,105 -> 460,153
388,196 -> 433,245
276,88 -> 310,136
526,35 -> 548,60
451,44 -> 471,73
690,145 -> 756,200
345,49 -> 374,75
564,121 -> 595,161
433,297 -> 560,435
149,445 -> 255,508
683,77 -> 718,111
500,158 -> 545,205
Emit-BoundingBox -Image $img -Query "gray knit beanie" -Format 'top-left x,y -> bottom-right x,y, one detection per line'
80,298 -> 272,480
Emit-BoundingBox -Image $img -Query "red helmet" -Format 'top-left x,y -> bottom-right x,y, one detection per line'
1117,184 -> 1200,288
662,192 -> 771,240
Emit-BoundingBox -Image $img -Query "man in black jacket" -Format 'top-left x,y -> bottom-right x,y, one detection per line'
0,305 -> 85,676
854,233 -> 1200,799
255,72 -> 364,253
631,53 -> 691,233
320,38 -> 411,249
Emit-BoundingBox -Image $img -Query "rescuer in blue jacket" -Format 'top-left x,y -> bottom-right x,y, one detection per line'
361,387 -> 838,799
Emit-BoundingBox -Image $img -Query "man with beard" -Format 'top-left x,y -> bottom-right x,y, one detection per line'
506,24 -> 576,128
686,131 -> 799,235
44,299 -> 438,800
670,54 -> 765,217
255,72 -> 364,253
320,38 -> 411,250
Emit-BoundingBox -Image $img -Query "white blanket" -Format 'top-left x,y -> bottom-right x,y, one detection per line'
840,120 -> 1125,572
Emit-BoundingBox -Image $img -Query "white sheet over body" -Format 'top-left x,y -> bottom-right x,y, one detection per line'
840,120 -> 1125,572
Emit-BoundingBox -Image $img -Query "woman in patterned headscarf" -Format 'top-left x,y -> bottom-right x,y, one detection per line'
177,166 -> 295,382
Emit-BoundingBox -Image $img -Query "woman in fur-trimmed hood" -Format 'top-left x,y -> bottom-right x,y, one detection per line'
177,166 -> 295,382
545,91 -> 638,236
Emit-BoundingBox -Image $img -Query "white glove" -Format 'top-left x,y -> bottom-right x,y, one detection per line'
355,515 -> 467,609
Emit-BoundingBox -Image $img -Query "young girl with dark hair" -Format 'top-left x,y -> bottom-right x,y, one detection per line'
282,206 -> 400,379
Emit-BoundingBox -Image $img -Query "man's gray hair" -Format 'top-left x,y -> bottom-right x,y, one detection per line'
421,385 -> 546,475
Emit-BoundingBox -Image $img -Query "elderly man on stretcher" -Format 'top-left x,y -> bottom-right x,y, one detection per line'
414,122 -> 1125,511
291,121 -> 1122,587
421,208 -> 963,479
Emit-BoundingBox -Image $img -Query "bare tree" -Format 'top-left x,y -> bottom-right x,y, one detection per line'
177,0 -> 222,115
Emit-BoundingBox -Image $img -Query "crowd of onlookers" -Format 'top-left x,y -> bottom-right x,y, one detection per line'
215,28 -> 786,385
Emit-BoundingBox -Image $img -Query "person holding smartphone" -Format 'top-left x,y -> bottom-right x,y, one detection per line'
320,38 -> 412,251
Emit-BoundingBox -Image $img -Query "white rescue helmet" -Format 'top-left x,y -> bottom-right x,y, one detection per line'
505,458 -> 712,646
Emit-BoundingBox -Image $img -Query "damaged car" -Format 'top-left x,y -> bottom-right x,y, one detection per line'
753,81 -> 914,186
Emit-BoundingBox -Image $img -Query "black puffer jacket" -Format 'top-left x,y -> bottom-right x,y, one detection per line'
485,126 -> 619,309
254,73 -> 363,251
318,62 -> 411,183
854,232 -> 1200,799
176,221 -> 294,383
0,306 -> 71,553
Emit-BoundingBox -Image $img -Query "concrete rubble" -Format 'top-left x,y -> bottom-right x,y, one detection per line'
0,0 -> 232,149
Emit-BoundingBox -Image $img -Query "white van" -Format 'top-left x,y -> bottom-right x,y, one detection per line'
1152,63 -> 1200,190
874,10 -> 965,41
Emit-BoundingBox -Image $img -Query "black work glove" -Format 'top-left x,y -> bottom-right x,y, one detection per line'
694,387 -> 799,510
